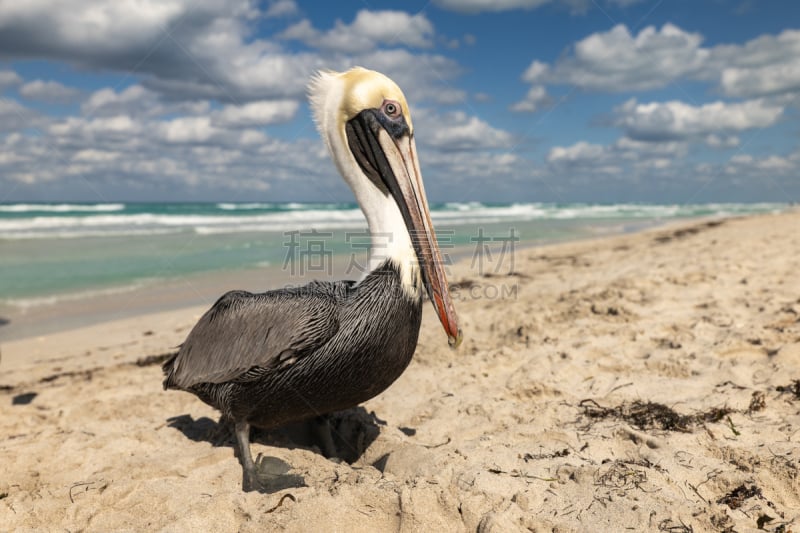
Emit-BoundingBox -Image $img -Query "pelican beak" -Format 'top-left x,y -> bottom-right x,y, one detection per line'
346,110 -> 463,348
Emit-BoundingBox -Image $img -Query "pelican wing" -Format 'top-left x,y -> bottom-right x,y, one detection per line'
165,284 -> 342,389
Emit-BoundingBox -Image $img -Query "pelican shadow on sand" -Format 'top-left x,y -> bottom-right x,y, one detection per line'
166,408 -> 383,489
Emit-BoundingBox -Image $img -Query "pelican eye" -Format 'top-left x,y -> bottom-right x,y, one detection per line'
383,101 -> 399,117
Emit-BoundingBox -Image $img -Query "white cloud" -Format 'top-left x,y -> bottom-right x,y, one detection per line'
547,141 -> 606,164
280,10 -> 434,53
49,115 -> 141,140
521,61 -> 549,84
1,91 -> 523,200
73,148 -> 121,162
433,0 -> 550,13
704,134 -> 740,149
546,141 -> 623,176
613,98 -> 784,142
0,70 -> 22,90
712,30 -> 800,99
0,98 -> 42,131
158,116 -> 221,144
0,0 -> 225,58
510,85 -> 550,112
725,151 -> 798,174
720,63 -> 800,99
612,136 -> 687,158
546,135 -> 693,179
415,110 -> 514,151
711,29 -> 800,98
517,25 -> 800,110
1,105 -> 339,198
212,100 -> 299,128
19,79 -> 82,103
432,0 -> 591,14
81,85 -> 216,123
520,24 -> 708,93
0,1 -> 322,103
263,0 -> 297,18
82,85 -> 160,116
0,2 -> 465,111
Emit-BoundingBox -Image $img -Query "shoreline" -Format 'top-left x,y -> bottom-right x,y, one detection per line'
0,216 -> 671,343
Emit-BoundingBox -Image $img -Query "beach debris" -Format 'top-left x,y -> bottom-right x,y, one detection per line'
594,460 -> 648,490
757,514 -> 775,529
654,337 -> 682,350
481,270 -> 530,279
748,391 -> 766,413
776,380 -> 800,400
11,392 -> 37,405
657,517 -> 694,532
521,448 -> 569,461
68,479 -> 108,503
717,483 -> 761,510
264,493 -> 297,514
41,368 -> 97,384
579,399 -> 734,432
591,303 -> 619,316
449,279 -> 476,290
653,220 -> 726,244
726,416 -> 741,436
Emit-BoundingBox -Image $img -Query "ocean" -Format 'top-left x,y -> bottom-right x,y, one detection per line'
0,201 -> 786,339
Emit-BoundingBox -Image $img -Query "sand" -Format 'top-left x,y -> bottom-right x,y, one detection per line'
1,211 -> 799,532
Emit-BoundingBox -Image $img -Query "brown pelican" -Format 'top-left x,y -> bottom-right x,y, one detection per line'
163,67 -> 462,492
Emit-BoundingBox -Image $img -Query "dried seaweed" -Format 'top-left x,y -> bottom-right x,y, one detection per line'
522,448 -> 569,461
717,484 -> 762,510
41,368 -> 97,383
776,379 -> 800,400
747,391 -> 766,413
654,220 -> 725,244
580,399 -> 734,433
594,460 -> 647,489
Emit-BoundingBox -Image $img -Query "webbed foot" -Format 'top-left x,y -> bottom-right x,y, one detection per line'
242,454 -> 306,493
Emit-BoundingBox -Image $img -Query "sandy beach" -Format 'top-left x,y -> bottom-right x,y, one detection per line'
1,210 -> 799,532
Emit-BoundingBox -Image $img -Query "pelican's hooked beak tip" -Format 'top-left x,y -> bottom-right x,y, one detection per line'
448,329 -> 463,349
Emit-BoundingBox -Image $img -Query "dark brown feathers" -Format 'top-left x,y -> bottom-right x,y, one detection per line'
163,285 -> 341,390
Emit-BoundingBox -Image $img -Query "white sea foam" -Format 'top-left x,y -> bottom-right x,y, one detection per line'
0,203 -> 786,240
216,202 -> 272,210
0,203 -> 125,213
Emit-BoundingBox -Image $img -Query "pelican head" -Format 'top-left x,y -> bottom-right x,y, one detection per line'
309,67 -> 462,348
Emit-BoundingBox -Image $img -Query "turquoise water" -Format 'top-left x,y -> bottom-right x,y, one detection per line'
0,202 -> 786,307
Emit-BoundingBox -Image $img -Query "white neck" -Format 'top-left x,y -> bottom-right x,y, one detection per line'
360,190 -> 421,298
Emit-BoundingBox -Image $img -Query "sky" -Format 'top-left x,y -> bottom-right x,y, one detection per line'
0,0 -> 798,204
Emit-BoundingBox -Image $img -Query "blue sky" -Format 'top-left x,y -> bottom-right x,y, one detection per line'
0,0 -> 798,203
